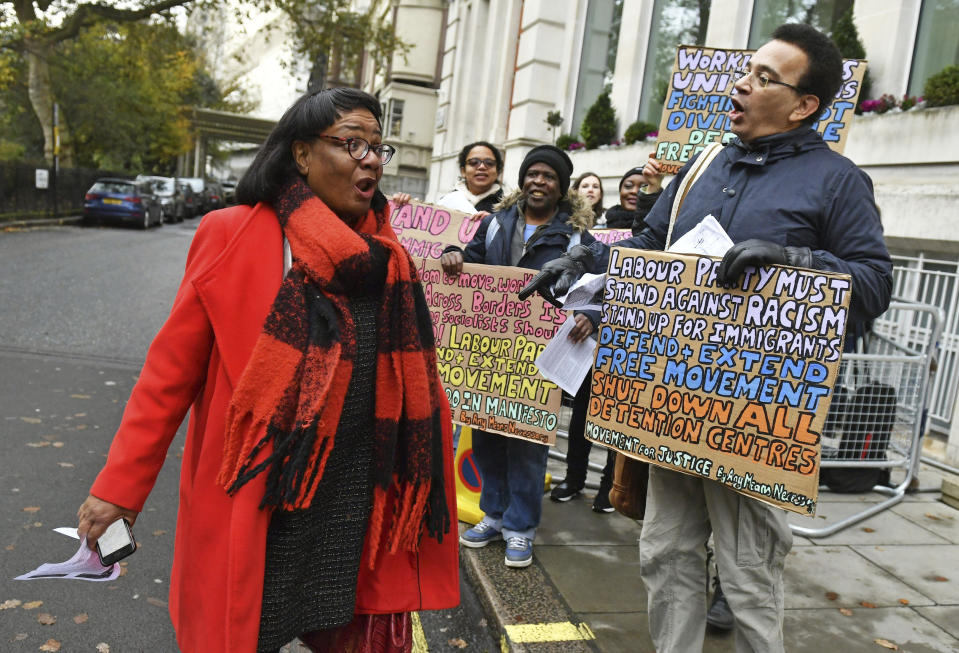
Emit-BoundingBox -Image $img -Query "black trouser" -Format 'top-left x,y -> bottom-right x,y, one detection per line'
564,379 -> 615,491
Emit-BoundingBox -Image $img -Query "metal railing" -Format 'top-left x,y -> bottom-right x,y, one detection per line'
792,301 -> 943,538
889,254 -> 959,437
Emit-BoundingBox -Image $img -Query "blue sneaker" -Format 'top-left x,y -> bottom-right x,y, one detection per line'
504,536 -> 533,568
460,522 -> 502,548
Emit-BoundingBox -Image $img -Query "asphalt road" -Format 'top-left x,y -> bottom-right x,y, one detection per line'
0,220 -> 496,652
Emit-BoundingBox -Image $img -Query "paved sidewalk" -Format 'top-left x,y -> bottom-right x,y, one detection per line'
460,455 -> 959,652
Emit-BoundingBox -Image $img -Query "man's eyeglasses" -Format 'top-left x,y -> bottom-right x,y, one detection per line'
317,134 -> 395,165
466,158 -> 497,169
732,68 -> 804,94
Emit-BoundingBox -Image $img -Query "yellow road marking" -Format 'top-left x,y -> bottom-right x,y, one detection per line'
412,612 -> 428,652
504,621 -> 596,643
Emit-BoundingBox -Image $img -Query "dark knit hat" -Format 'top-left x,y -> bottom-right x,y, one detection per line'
518,145 -> 574,196
618,167 -> 645,190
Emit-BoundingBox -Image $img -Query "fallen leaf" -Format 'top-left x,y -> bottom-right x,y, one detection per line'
22,507 -> 41,512
146,597 -> 167,608
20,417 -> 42,424
70,394 -> 91,399
924,513 -> 941,521
448,638 -> 468,649
37,612 -> 56,625
5,544 -> 14,551
96,643 -> 110,653
874,639 -> 899,650
152,530 -> 167,536
839,608 -> 853,616
74,413 -> 87,417
39,640 -> 61,652
825,591 -> 839,601
14,633 -> 27,641
861,601 -> 877,608
862,527 -> 875,533
929,575 -> 949,582
73,613 -> 88,624
26,442 -> 51,448
1,599 -> 23,610
22,600 -> 43,609
75,425 -> 87,430
898,598 -> 909,605
52,442 -> 64,448
57,462 -> 75,468
119,566 -> 128,577
33,522 -> 42,527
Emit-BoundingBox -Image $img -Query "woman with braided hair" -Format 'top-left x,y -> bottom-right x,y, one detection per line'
76,88 -> 458,653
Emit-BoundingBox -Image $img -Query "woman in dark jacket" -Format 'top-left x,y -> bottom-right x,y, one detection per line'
602,158 -> 664,234
436,141 -> 506,214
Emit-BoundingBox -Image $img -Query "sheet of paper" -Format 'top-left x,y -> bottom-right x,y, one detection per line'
559,272 -> 606,311
15,528 -> 121,582
667,214 -> 734,257
535,317 -> 597,395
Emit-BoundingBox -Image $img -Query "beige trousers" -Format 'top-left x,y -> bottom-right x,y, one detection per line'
639,466 -> 792,652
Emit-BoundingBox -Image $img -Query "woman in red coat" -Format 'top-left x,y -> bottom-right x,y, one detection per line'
76,88 -> 459,652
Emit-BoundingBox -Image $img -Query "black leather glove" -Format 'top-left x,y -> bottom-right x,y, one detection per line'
518,244 -> 594,307
716,239 -> 813,288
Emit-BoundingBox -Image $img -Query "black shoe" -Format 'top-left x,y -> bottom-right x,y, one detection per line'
592,491 -> 615,513
550,480 -> 583,502
706,579 -> 734,630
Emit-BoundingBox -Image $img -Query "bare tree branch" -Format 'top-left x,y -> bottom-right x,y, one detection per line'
47,0 -> 194,45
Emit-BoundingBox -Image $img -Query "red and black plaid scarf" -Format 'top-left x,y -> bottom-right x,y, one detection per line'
217,177 -> 451,561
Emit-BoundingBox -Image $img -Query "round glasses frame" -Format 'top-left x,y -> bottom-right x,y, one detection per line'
732,68 -> 804,94
318,134 -> 396,165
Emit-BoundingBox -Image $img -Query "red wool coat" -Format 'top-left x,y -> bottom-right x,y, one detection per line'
91,203 -> 460,653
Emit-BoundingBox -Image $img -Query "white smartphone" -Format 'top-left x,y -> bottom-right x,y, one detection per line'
96,518 -> 137,566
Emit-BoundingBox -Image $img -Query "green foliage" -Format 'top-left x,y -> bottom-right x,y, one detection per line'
579,91 -> 617,149
831,9 -> 872,112
623,120 -> 658,145
545,110 -> 563,128
273,0 -> 409,85
924,65 -> 959,107
555,133 -> 578,151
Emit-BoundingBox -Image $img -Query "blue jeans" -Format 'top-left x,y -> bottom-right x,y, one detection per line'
472,428 -> 549,540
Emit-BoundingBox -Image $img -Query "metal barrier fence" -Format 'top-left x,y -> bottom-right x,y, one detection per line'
792,301 -> 943,538
889,253 -> 959,438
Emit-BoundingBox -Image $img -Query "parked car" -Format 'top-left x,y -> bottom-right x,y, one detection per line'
221,180 -> 237,205
83,178 -> 162,229
180,177 -> 209,216
137,175 -> 185,223
206,180 -> 225,211
178,182 -> 199,218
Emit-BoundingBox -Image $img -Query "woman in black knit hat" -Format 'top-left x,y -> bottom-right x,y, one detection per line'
602,156 -> 664,233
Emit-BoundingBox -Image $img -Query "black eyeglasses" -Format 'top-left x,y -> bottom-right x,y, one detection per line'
466,158 -> 497,169
317,134 -> 395,165
732,68 -> 804,94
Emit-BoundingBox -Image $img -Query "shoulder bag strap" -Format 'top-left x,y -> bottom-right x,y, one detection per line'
665,141 -> 724,250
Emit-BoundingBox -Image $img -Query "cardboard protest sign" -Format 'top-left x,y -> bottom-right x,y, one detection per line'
417,257 -> 566,445
589,228 -> 632,246
389,200 -> 479,259
586,247 -> 851,514
655,45 -> 867,174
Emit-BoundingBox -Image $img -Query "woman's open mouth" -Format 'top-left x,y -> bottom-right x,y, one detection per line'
354,177 -> 377,198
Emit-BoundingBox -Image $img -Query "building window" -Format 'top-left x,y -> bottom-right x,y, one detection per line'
909,0 -> 959,97
386,99 -> 404,140
637,0 -> 710,127
747,0 -> 853,48
572,0 -> 624,137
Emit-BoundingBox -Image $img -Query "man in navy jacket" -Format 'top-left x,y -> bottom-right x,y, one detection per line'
524,24 -> 891,652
